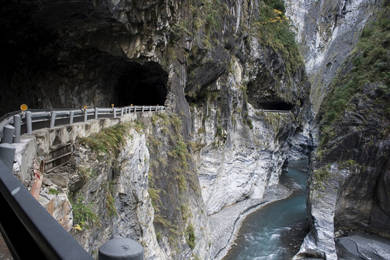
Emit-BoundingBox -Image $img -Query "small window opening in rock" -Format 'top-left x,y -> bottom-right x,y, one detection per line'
258,102 -> 294,110
115,62 -> 168,106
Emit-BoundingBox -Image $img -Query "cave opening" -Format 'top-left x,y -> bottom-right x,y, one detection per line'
0,1 -> 169,115
257,101 -> 294,110
114,62 -> 168,106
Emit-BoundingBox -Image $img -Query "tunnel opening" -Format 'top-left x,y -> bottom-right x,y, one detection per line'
0,1 -> 169,115
246,74 -> 295,111
257,101 -> 294,110
115,62 -> 168,106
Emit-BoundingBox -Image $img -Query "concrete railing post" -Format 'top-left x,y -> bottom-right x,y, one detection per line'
84,109 -> 88,122
113,108 -> 117,119
50,112 -> 56,129
0,143 -> 16,170
98,238 -> 143,260
26,111 -> 32,134
70,111 -> 74,124
142,106 -> 144,112
121,108 -> 124,117
13,115 -> 21,143
95,107 -> 99,120
2,125 -> 15,144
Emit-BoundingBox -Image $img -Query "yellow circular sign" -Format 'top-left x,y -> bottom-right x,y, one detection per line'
20,104 -> 28,111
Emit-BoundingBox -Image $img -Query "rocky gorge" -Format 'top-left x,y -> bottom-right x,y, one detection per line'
285,0 -> 390,259
1,0 -> 389,259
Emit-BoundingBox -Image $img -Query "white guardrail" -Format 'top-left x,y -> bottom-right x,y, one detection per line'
0,105 -> 165,144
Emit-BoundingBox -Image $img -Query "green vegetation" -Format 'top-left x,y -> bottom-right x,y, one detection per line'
177,174 -> 187,193
339,159 -> 358,170
264,0 -> 285,12
312,167 -> 330,191
199,0 -> 226,33
106,184 -> 117,217
146,113 -> 201,255
106,192 -> 117,217
48,188 -> 59,195
180,204 -> 191,222
320,5 -> 390,147
133,120 -> 145,133
186,224 -> 196,250
253,0 -> 302,74
171,0 -> 227,48
79,123 -> 129,155
156,232 -> 162,243
77,166 -> 98,182
148,188 -> 162,210
170,140 -> 188,162
71,197 -> 99,229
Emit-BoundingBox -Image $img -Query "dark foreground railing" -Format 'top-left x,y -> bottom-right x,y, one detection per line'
0,146 -> 143,260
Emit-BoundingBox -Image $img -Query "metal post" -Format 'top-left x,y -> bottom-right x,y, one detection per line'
70,111 -> 74,124
0,143 -> 16,170
50,112 -> 56,129
84,109 -> 88,122
99,238 -> 143,260
13,115 -> 21,143
95,107 -> 98,120
2,125 -> 15,144
26,111 -> 32,134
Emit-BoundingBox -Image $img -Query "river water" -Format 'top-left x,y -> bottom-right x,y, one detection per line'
224,160 -> 308,260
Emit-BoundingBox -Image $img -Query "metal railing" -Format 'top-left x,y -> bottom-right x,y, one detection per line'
0,105 -> 157,259
0,105 -> 165,144
0,149 -> 143,260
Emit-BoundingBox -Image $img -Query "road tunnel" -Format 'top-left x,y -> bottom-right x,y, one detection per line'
0,1 -> 168,116
115,62 -> 168,106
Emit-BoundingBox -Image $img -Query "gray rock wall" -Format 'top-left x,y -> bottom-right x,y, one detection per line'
285,0 -> 378,114
284,0 -> 389,259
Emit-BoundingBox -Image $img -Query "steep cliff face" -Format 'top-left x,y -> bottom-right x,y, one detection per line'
285,0 -> 390,258
285,0 -> 378,114
66,115 -> 211,259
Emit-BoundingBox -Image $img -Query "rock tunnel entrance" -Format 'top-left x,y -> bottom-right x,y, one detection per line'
0,1 -> 169,115
257,101 -> 294,110
115,62 -> 168,106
